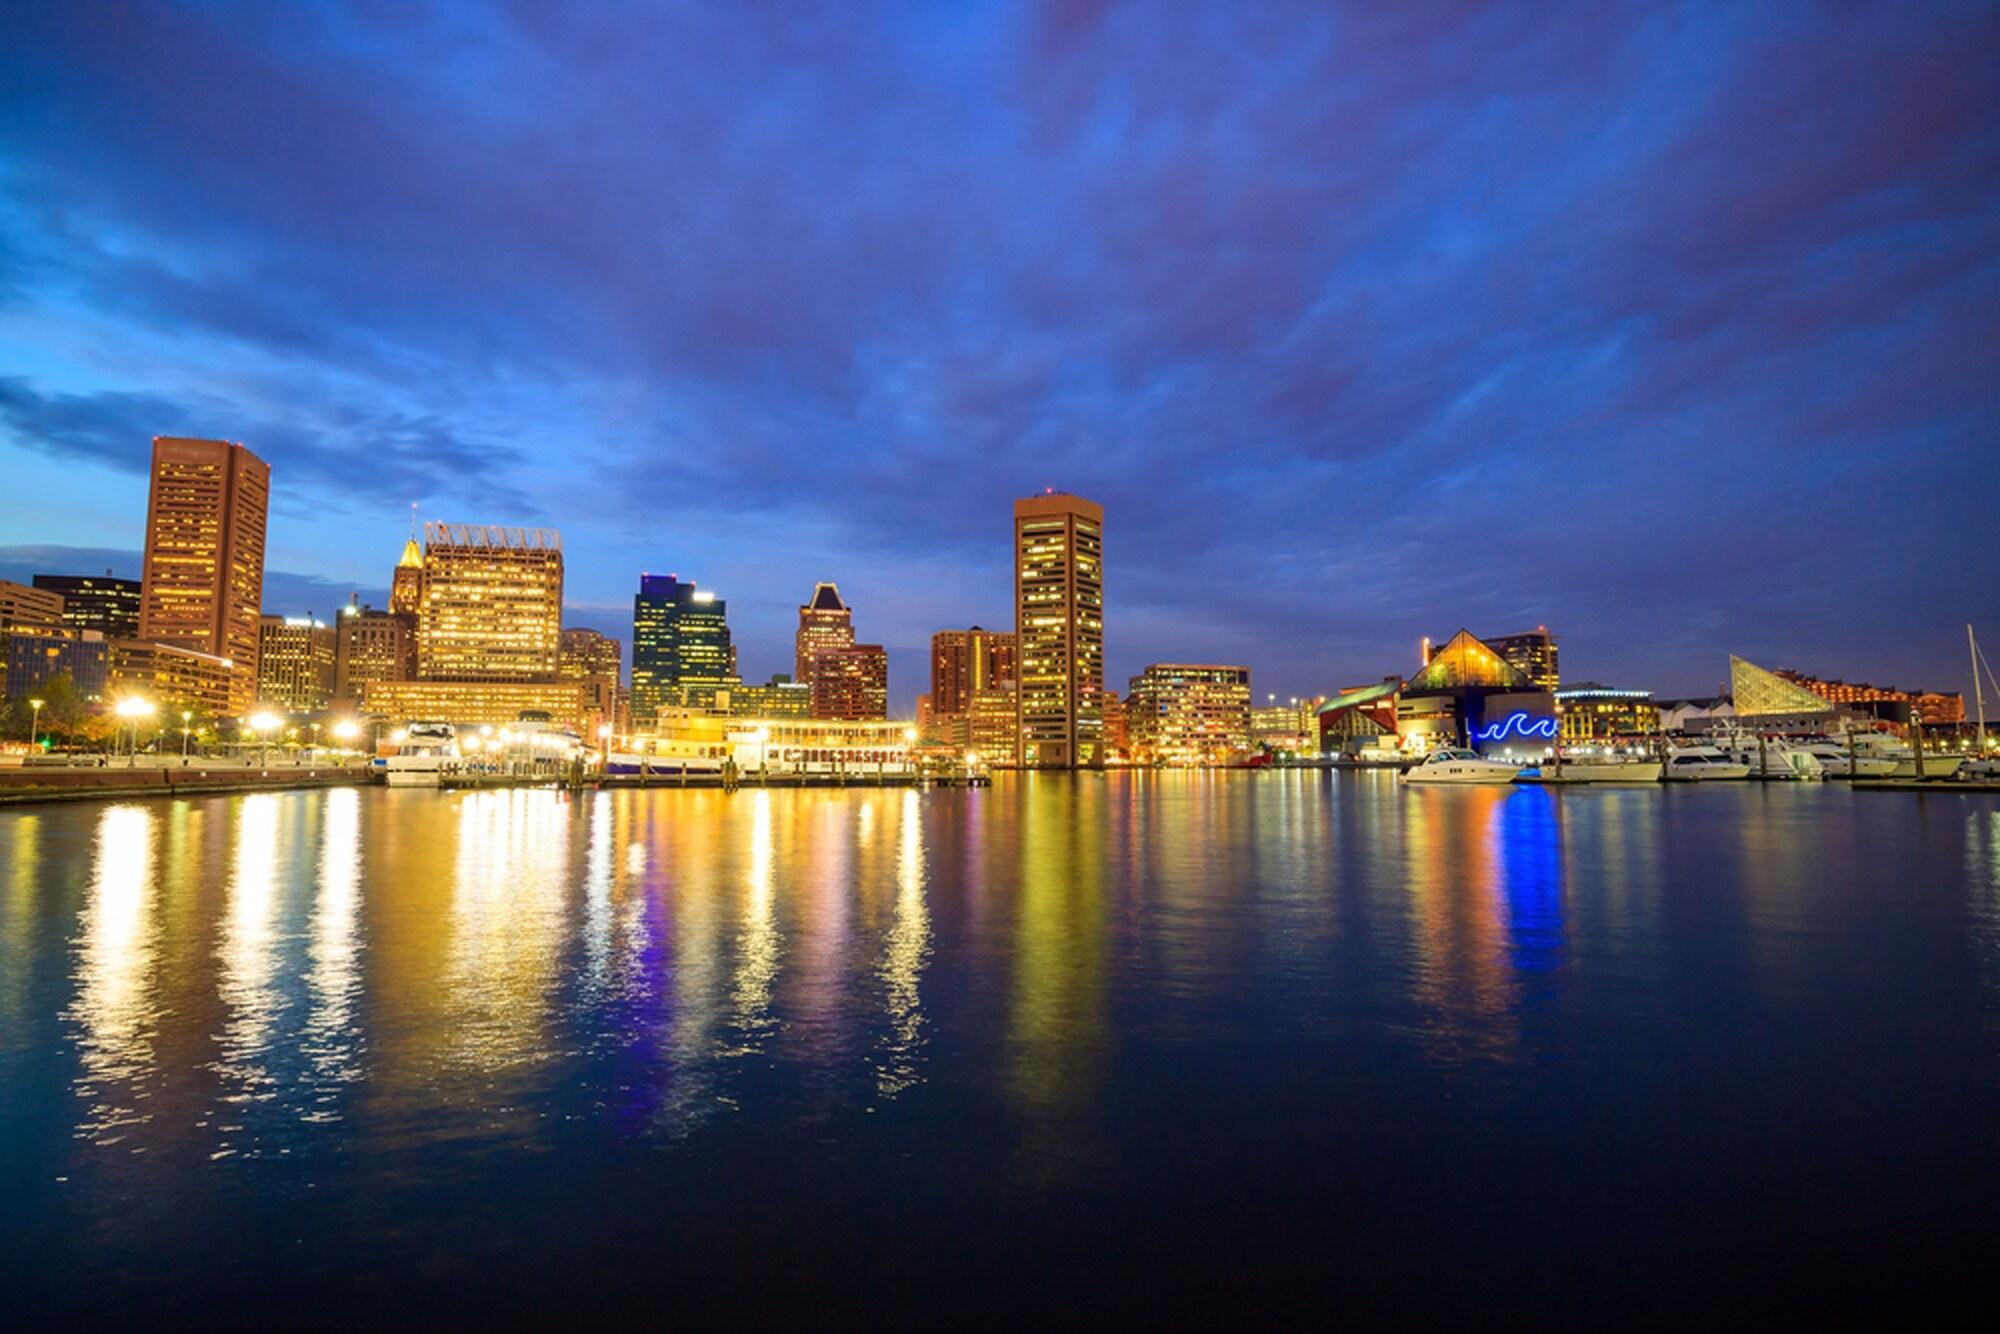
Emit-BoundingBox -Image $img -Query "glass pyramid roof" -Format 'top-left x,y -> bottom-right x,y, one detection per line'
1730,656 -> 1831,717
1407,630 -> 1530,691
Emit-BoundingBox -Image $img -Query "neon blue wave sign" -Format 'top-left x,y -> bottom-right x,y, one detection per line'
1475,711 -> 1558,743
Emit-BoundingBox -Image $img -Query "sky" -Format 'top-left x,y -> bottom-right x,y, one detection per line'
2,0 -> 1996,710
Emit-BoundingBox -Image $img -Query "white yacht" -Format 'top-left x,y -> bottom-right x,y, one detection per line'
1517,757 -> 1663,784
1846,731 -> 1966,780
385,721 -> 461,787
1662,745 -> 1752,781
1401,748 -> 1520,785
1794,741 -> 1896,779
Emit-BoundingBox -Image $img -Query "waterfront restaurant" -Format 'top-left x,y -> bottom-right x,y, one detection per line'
1399,629 -> 1557,758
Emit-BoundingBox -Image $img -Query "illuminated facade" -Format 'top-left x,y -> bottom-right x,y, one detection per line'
1014,491 -> 1104,769
1126,664 -> 1251,766
1483,626 -> 1560,691
33,573 -> 142,639
390,533 -> 424,617
632,574 -> 736,716
416,524 -> 563,681
1316,678 -> 1403,754
967,683 -> 1020,764
257,615 -> 337,712
0,578 -> 67,628
333,600 -> 414,708
795,582 -> 856,682
1403,630 -> 1554,752
559,627 -> 624,732
718,676 -> 814,719
633,708 -> 917,776
1098,688 -> 1127,759
810,645 -> 889,720
1556,683 -> 1656,741
931,625 -> 1016,716
109,638 -> 236,718
4,626 -> 108,699
358,678 -> 591,730
1729,656 -> 1833,719
137,437 -> 269,714
1772,666 -> 1963,722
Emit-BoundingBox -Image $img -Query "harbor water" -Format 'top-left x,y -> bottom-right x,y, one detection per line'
4,774 -> 1998,1320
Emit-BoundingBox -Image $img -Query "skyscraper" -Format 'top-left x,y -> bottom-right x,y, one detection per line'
415,524 -> 563,680
32,573 -> 142,639
1014,491 -> 1104,769
810,644 -> 889,720
391,528 -> 424,618
796,582 -> 855,681
930,625 -> 1017,716
1482,627 -> 1559,692
333,598 -> 414,709
257,614 -> 337,712
137,436 -> 269,714
632,575 -> 735,717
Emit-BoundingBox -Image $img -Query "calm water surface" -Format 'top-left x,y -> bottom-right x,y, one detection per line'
4,774 -> 1999,1321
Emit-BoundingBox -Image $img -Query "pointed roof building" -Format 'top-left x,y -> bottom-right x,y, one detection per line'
1729,655 -> 1833,718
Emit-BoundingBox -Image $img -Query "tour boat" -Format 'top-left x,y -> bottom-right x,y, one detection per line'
385,721 -> 461,787
1661,746 -> 1752,781
1400,748 -> 1520,785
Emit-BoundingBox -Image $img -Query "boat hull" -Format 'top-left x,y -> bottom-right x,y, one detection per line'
1518,761 -> 1662,784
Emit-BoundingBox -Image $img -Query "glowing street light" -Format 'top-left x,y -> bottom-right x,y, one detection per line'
114,696 -> 156,765
248,710 -> 282,767
331,719 -> 361,744
181,709 -> 193,759
28,697 -> 44,747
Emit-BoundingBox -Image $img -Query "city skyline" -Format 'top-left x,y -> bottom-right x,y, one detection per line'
3,3 -> 1997,710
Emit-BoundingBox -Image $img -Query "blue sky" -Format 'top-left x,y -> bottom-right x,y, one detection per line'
2,1 -> 1996,709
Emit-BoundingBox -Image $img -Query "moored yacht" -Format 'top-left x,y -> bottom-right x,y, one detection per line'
1794,741 -> 1896,779
1401,748 -> 1519,785
1846,731 -> 1967,780
385,721 -> 461,787
1516,756 -> 1663,784
1662,745 -> 1752,781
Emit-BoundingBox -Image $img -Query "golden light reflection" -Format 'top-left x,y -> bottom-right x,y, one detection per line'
1401,787 -> 1517,1064
302,787 -> 363,1114
214,793 -> 283,1124
582,790 -> 614,1002
731,789 -> 782,1044
442,790 -> 572,1081
876,789 -> 931,1097
69,804 -> 159,1144
0,814 -> 41,1036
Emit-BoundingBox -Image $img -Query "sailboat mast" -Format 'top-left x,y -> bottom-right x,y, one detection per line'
1973,624 -> 1989,756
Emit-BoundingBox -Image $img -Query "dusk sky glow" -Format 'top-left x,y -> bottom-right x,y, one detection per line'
3,1 -> 1996,708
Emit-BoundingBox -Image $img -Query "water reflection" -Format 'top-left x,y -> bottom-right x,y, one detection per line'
875,789 -> 930,1097
302,787 -> 363,1118
68,805 -> 159,1144
731,789 -> 782,1048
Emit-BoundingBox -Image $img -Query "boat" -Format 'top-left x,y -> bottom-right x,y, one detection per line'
1845,731 -> 1966,781
1662,745 -> 1752,781
385,721 -> 461,787
1793,741 -> 1896,779
1400,747 -> 1520,785
1516,757 -> 1662,784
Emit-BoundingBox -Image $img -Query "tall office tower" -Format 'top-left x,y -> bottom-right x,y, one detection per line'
415,524 -> 563,680
1483,626 -> 1559,692
931,625 -> 1018,716
1014,491 -> 1104,769
391,528 -> 424,618
257,614 -> 337,712
632,574 -> 736,717
809,644 -> 889,720
33,573 -> 142,639
795,582 -> 855,681
560,627 -> 624,731
333,598 -> 414,708
137,436 -> 270,714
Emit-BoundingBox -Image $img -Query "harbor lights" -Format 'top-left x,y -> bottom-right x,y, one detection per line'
331,719 -> 361,760
248,711 -> 282,767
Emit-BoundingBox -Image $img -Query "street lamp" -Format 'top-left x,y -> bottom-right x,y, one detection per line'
597,723 -> 612,768
28,697 -> 43,748
181,709 -> 193,760
114,696 -> 156,765
248,711 -> 282,767
332,719 -> 359,764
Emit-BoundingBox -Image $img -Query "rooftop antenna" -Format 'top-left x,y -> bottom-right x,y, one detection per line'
409,501 -> 419,541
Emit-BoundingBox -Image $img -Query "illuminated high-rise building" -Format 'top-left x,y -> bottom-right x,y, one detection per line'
1482,626 -> 1560,692
0,578 -> 65,629
796,582 -> 855,681
333,598 -> 414,708
391,524 -> 424,618
810,644 -> 889,720
1014,491 -> 1104,769
137,436 -> 269,714
560,627 -> 624,732
415,524 -> 563,680
33,573 -> 142,639
632,575 -> 736,717
931,625 -> 1017,716
257,614 -> 337,712
1126,665 -> 1252,765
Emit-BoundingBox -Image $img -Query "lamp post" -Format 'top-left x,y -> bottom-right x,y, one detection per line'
181,710 -> 192,760
248,711 -> 281,767
114,697 -> 155,766
332,719 -> 359,766
598,723 -> 612,770
28,698 -> 43,748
